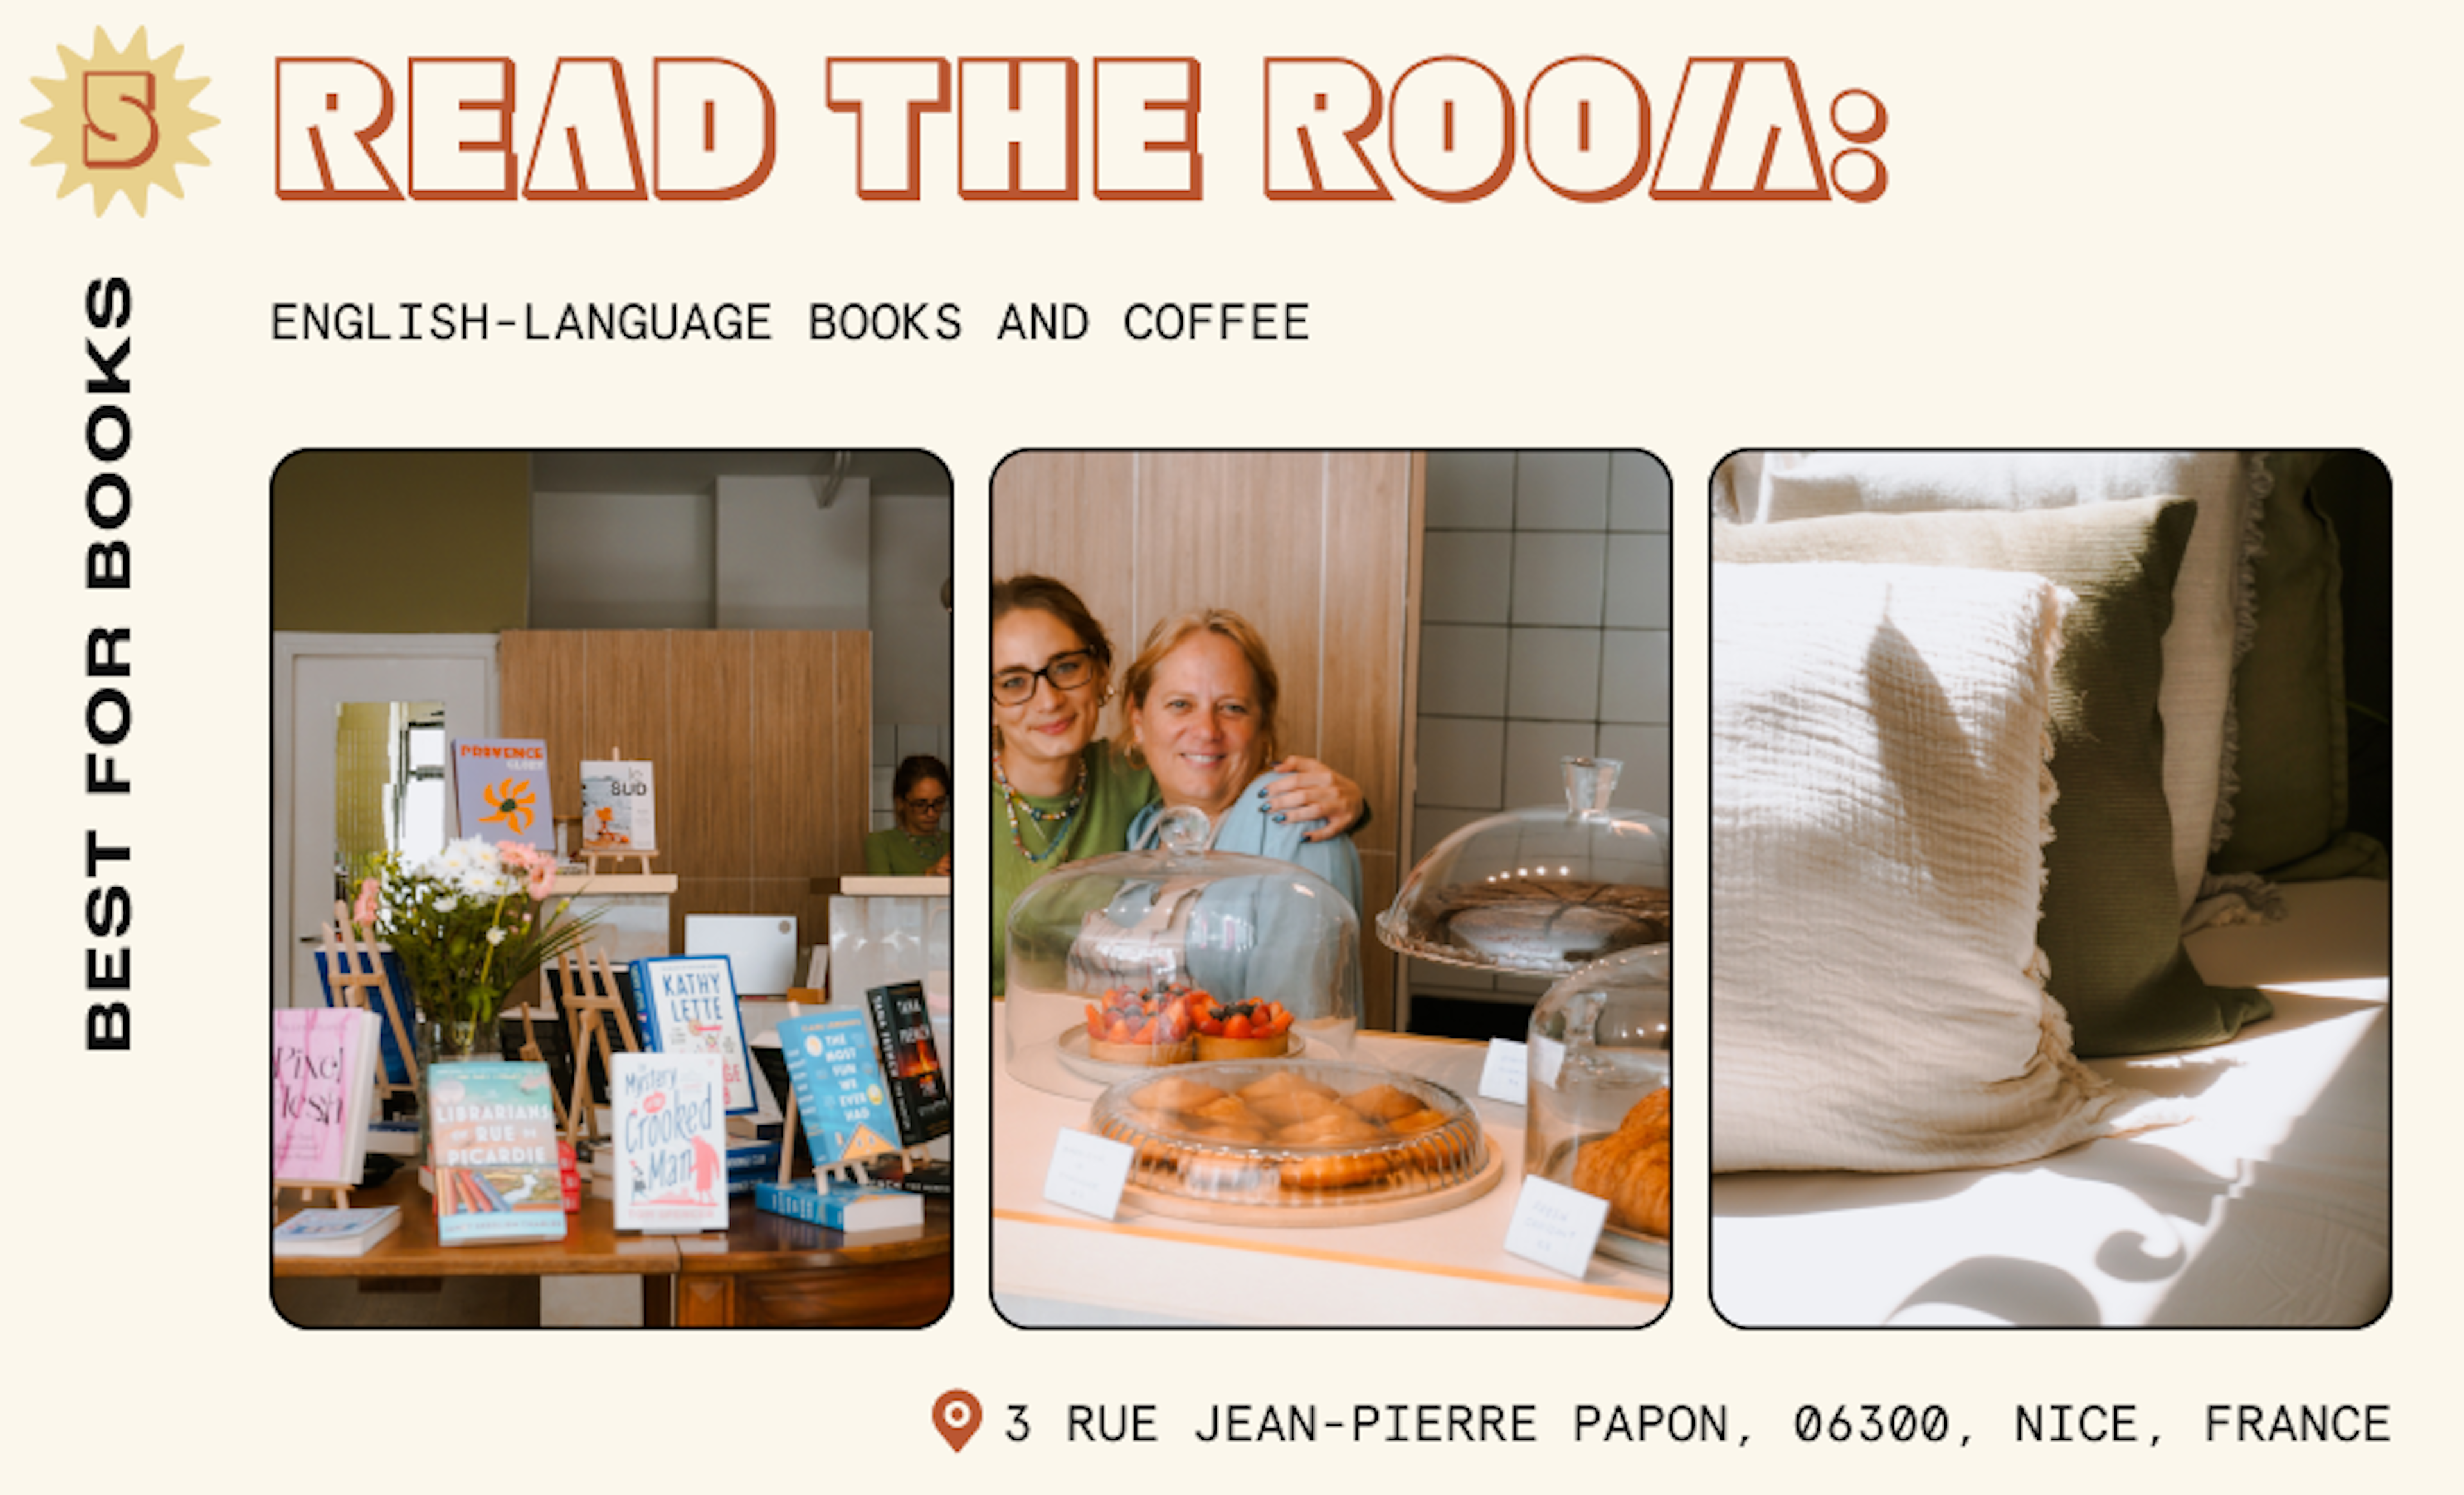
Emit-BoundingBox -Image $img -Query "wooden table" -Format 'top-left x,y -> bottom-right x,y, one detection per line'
275,1171 -> 951,1328
674,1193 -> 952,1326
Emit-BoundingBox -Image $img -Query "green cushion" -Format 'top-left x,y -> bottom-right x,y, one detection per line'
1715,497 -> 2269,1055
2212,452 -> 2345,875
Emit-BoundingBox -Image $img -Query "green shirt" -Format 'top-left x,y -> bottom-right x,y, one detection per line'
990,744 -> 1152,995
863,826 -> 952,877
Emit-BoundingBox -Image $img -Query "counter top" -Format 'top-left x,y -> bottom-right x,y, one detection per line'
993,1009 -> 1667,1327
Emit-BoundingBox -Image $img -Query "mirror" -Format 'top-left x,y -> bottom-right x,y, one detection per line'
334,700 -> 447,901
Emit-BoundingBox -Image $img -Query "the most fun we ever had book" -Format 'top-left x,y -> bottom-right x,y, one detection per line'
427,1061 -> 567,1246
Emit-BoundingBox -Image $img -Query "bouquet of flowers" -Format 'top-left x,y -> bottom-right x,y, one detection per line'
351,838 -> 599,1050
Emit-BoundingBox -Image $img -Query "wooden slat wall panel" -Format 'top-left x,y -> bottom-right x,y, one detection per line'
991,451 -> 1139,740
1136,452 -> 1330,760
668,633 -> 753,881
499,628 -> 871,966
751,633 -> 835,880
497,632 -> 588,822
988,451 -> 1417,1026
582,633 -> 673,803
1320,452 -> 1412,859
832,634 -> 873,872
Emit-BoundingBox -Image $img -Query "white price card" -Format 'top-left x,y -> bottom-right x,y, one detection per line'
1530,1034 -> 1566,1089
1503,1175 -> 1610,1279
1478,1039 -> 1528,1104
1043,1128 -> 1135,1220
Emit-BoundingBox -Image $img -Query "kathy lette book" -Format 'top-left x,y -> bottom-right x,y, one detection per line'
609,1052 -> 728,1233
629,954 -> 758,1114
272,1007 -> 380,1188
427,1061 -> 567,1246
447,738 -> 555,851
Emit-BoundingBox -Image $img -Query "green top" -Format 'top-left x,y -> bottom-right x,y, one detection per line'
989,743 -> 1153,995
863,826 -> 952,877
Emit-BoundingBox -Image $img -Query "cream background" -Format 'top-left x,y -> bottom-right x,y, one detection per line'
3,3 -> 2439,1489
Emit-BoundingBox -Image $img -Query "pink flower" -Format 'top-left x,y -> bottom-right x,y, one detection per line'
496,840 -> 547,872
526,866 -> 556,902
352,878 -> 381,928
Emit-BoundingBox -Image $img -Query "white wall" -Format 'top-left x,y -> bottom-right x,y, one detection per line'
715,475 -> 871,630
1411,450 -> 1672,1004
529,490 -> 715,628
868,491 -> 957,826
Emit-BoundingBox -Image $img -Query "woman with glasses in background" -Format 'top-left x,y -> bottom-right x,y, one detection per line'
990,574 -> 1361,995
865,754 -> 954,876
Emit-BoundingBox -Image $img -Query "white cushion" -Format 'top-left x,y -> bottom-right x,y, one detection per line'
1711,561 -> 2158,1173
1715,452 -> 2260,919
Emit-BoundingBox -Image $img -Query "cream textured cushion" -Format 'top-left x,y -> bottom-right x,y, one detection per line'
1711,561 -> 2157,1172
1715,452 -> 2261,922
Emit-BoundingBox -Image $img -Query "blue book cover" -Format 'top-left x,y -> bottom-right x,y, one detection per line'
427,1061 -> 567,1246
628,955 -> 757,1115
314,948 -> 414,1087
755,1178 -> 923,1231
778,1009 -> 904,1165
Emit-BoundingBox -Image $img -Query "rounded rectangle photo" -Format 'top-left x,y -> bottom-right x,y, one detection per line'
989,448 -> 1673,1328
271,448 -> 955,1329
1709,449 -> 2390,1329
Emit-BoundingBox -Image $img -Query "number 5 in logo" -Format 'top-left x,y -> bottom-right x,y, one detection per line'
82,69 -> 160,169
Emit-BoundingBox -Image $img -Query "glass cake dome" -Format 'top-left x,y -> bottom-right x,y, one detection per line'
1525,944 -> 1670,1265
1378,757 -> 1670,978
1004,805 -> 1362,1098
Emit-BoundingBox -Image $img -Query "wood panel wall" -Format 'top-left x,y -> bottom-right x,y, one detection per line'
499,631 -> 871,957
991,452 -> 1422,1028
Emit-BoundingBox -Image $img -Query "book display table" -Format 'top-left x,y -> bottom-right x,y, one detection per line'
275,1172 -> 951,1328
992,1009 -> 1668,1326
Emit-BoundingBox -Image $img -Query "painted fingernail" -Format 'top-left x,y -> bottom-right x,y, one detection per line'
1274,814 -> 1287,823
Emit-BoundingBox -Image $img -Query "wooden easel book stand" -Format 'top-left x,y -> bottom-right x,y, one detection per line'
554,946 -> 641,1152
286,901 -> 429,1212
773,1102 -> 935,1189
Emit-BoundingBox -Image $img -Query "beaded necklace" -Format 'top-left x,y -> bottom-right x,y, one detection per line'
994,747 -> 1087,865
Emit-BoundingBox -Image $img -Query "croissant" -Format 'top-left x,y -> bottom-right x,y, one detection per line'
1571,1088 -> 1672,1238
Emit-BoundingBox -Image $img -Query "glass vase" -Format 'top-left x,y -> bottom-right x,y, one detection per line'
415,1000 -> 506,1154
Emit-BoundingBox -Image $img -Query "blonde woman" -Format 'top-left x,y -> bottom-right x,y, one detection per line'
990,574 -> 1360,994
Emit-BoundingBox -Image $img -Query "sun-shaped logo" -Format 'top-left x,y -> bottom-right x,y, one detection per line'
23,27 -> 217,216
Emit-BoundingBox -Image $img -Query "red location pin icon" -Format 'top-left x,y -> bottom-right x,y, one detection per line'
934,1389 -> 983,1453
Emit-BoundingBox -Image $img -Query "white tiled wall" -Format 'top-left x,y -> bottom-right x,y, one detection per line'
1410,450 -> 1672,1006
872,723 -> 955,830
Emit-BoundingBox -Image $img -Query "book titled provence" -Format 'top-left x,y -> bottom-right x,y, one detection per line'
273,1007 -> 380,1188
862,982 -> 952,1147
427,1061 -> 567,1246
779,1009 -> 906,1166
579,758 -> 656,852
609,1052 -> 727,1233
448,738 -> 555,851
629,955 -> 758,1115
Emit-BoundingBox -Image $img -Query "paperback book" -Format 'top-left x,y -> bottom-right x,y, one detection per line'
579,759 -> 657,852
447,738 -> 556,852
273,1007 -> 380,1188
273,1206 -> 402,1258
778,1009 -> 905,1167
610,1052 -> 728,1233
427,1061 -> 567,1246
862,982 -> 953,1147
629,955 -> 758,1113
754,1177 -> 925,1232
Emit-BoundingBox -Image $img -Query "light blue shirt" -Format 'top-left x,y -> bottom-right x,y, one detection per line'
1120,772 -> 1364,1018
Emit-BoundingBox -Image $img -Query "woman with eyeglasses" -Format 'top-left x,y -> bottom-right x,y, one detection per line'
991,574 -> 1362,995
864,755 -> 954,876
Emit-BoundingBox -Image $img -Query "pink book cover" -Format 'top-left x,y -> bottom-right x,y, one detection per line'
273,1007 -> 371,1184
